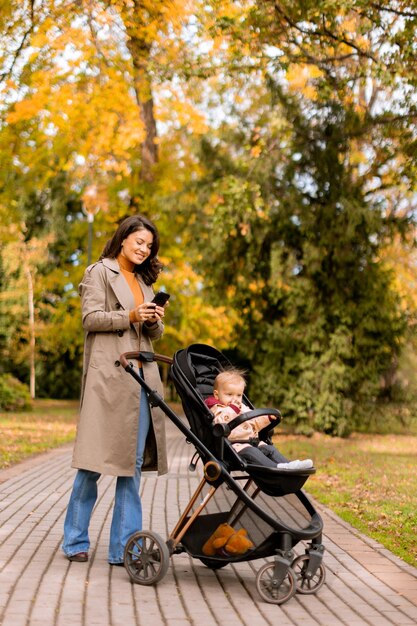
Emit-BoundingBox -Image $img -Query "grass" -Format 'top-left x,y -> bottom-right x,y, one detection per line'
0,399 -> 78,468
0,400 -> 416,569
273,431 -> 417,568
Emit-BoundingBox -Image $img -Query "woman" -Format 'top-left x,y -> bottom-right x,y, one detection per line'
62,215 -> 168,565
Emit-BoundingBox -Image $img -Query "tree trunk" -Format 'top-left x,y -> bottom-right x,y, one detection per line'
125,27 -> 158,182
25,266 -> 36,399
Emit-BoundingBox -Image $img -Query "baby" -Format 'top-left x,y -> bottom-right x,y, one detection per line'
205,368 -> 313,470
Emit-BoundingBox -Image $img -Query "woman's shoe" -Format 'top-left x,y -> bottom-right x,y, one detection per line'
67,551 -> 89,562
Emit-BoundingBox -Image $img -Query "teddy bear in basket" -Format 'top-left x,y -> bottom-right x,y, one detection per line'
202,523 -> 254,557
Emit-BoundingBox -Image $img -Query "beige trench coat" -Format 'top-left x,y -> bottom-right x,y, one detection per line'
71,257 -> 168,477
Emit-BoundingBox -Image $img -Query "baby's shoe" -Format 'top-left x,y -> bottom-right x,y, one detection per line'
277,459 -> 313,470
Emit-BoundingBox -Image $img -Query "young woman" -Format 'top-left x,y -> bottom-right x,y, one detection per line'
62,215 -> 168,565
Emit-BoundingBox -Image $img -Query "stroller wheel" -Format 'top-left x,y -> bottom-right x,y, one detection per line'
292,554 -> 326,594
123,530 -> 170,585
256,562 -> 296,605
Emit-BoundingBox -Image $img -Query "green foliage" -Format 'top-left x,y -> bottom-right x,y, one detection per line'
0,374 -> 32,411
0,171 -> 86,399
185,93 -> 409,436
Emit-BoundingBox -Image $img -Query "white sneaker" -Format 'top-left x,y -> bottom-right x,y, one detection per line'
276,459 -> 313,470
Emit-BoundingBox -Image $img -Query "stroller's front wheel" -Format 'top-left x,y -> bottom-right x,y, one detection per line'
256,562 -> 297,604
291,553 -> 326,594
124,530 -> 170,585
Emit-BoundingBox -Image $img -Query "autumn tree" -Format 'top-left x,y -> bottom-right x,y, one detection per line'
0,0 -> 234,396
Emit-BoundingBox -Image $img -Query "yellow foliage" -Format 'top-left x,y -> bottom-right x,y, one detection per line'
309,65 -> 324,80
158,94 -> 208,134
216,0 -> 242,20
2,0 -> 197,186
3,233 -> 54,277
341,16 -> 358,34
349,149 -> 368,166
6,92 -> 49,123
153,257 -> 241,354
381,235 -> 417,317
286,64 -> 323,100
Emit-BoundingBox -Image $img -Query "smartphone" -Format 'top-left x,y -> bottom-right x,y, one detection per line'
151,291 -> 171,307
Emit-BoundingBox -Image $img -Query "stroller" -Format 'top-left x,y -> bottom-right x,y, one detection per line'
120,343 -> 326,605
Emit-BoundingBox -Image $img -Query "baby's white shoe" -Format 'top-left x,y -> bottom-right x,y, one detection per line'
277,459 -> 313,470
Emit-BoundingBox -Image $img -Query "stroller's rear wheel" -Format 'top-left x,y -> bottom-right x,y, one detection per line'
124,530 -> 170,585
292,554 -> 326,594
256,562 -> 296,604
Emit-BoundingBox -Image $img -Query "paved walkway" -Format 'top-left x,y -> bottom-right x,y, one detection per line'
0,419 -> 416,626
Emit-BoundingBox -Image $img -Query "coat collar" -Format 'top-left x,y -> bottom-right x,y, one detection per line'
102,256 -> 152,311
102,257 -> 121,273
103,257 -> 136,313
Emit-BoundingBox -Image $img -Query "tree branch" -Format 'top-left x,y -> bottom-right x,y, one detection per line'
272,1 -> 378,63
369,3 -> 417,19
86,8 -> 111,69
0,0 -> 36,83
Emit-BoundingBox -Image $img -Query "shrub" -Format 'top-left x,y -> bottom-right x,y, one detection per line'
0,374 -> 32,411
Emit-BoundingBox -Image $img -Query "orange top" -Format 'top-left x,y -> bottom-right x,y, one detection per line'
117,254 -> 144,366
117,254 -> 144,320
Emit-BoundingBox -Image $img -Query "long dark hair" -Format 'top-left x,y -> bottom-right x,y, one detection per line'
100,215 -> 163,285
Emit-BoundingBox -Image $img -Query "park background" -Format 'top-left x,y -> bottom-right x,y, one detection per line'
0,0 -> 416,566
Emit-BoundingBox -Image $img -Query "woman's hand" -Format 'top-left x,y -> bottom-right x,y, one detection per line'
131,302 -> 166,324
146,303 -> 166,323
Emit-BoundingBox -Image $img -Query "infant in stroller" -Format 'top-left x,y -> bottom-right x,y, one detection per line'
205,368 -> 313,470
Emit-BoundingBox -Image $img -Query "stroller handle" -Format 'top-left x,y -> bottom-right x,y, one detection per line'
212,408 -> 282,438
119,351 -> 173,368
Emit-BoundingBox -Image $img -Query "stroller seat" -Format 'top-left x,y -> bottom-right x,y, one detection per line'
170,343 -> 315,496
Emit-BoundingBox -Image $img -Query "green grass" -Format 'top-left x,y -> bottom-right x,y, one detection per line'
0,399 -> 78,468
1,400 -> 416,569
273,431 -> 417,568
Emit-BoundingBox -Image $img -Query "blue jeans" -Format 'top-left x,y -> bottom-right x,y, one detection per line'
62,380 -> 151,564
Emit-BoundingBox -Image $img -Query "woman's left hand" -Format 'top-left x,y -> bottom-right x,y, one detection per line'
146,303 -> 166,323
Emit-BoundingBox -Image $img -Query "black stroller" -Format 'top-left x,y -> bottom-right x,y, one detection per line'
120,343 -> 326,605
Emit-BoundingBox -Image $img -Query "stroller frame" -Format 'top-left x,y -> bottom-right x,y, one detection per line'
119,345 -> 326,604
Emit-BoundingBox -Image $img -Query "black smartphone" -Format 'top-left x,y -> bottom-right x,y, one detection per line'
151,291 -> 171,307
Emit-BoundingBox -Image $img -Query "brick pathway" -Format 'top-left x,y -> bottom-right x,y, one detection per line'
0,419 -> 416,626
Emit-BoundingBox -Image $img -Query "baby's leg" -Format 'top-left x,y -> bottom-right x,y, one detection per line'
238,445 -> 277,467
259,443 -> 288,464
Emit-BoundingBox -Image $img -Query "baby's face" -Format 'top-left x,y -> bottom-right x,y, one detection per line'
214,380 -> 245,408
